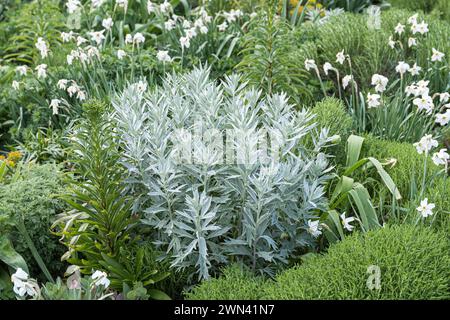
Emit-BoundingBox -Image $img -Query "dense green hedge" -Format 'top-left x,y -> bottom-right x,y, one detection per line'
265,224 -> 450,299
359,135 -> 440,199
185,264 -> 269,300
187,225 -> 450,300
310,97 -> 353,165
0,163 -> 67,280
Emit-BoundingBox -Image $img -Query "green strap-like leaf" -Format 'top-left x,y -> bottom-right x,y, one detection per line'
346,134 -> 365,167
0,235 -> 29,274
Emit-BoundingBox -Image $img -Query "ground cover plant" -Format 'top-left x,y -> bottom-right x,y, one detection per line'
0,0 -> 448,302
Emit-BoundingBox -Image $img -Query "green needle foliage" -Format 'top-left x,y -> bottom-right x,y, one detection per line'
54,99 -> 135,271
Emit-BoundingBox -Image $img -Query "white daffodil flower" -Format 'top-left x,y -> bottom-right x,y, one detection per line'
307,220 -> 322,238
180,36 -> 190,49
435,110 -> 450,126
66,0 -> 81,14
395,61 -> 410,75
336,49 -> 345,64
416,198 -> 435,218
371,74 -> 388,93
49,99 -> 61,115
409,63 -> 421,76
340,213 -> 355,232
304,59 -> 317,71
408,37 -> 417,47
12,80 -> 20,90
432,148 -> 449,166
102,17 -> 114,30
157,50 -> 171,62
35,64 -> 47,79
88,30 -> 106,45
323,62 -> 334,75
35,37 -> 49,59
133,32 -> 145,45
117,49 -> 126,60
16,65 -> 28,76
342,75 -> 353,89
431,48 -> 445,62
413,134 -> 438,155
394,23 -> 405,35
413,95 -> 434,114
91,270 -> 110,288
439,92 -> 450,104
367,93 -> 381,108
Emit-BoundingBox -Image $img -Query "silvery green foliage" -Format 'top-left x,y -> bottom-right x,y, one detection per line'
112,67 -> 334,280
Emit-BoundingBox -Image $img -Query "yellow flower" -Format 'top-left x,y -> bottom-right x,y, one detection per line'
7,151 -> 22,163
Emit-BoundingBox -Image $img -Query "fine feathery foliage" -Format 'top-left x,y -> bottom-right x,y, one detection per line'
113,66 -> 336,280
185,264 -> 268,300
264,224 -> 450,299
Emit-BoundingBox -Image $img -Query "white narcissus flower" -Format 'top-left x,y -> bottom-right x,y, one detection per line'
413,95 -> 434,114
304,59 -> 317,71
116,0 -> 128,11
408,37 -> 417,47
250,12 -> 257,19
439,92 -> 450,104
323,62 -> 334,75
409,63 -> 421,76
342,75 -> 353,89
431,48 -> 445,62
367,93 -> 381,108
416,198 -> 435,218
160,0 -> 172,14
185,27 -> 197,39
307,220 -> 322,238
66,0 -> 81,14
76,36 -> 88,46
35,64 -> 47,79
340,213 -> 355,232
61,31 -> 74,43
218,22 -> 228,32
388,36 -> 395,49
416,80 -> 430,96
102,17 -> 114,30
86,46 -> 100,59
35,37 -> 49,58
88,30 -> 106,45
180,36 -> 190,49
11,268 -> 37,297
435,110 -> 450,126
91,270 -> 110,288
16,65 -> 27,76
133,32 -> 145,45
125,34 -> 133,44
164,19 -> 176,31
156,50 -> 171,62
77,90 -> 86,101
371,74 -> 388,93
67,82 -> 80,97
117,49 -> 126,60
394,23 -> 405,35
413,134 -> 438,155
147,0 -> 156,14
405,84 -> 418,97
57,79 -> 69,90
395,61 -> 410,75
136,80 -> 147,93
12,80 -> 20,90
432,148 -> 449,166
416,21 -> 428,35
67,54 -> 74,65
199,25 -> 208,34
49,99 -> 61,115
182,20 -> 191,29
407,13 -> 418,25
92,0 -> 105,8
336,49 -> 345,64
